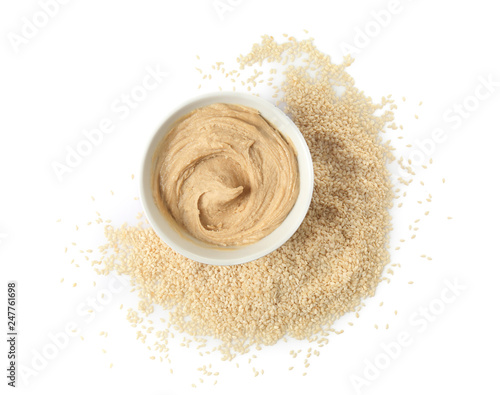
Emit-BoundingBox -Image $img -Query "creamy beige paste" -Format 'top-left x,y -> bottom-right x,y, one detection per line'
152,103 -> 299,247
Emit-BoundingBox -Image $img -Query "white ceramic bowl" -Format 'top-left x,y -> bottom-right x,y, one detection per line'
140,92 -> 314,265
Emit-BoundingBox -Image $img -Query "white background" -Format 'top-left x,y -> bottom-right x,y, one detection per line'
1,0 -> 500,394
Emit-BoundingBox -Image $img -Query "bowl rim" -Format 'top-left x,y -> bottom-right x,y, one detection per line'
139,91 -> 314,265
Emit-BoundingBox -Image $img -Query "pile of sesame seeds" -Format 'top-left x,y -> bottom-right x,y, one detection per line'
94,35 -> 395,359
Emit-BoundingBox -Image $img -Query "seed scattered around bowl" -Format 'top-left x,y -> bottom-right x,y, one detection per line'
89,34 -> 399,375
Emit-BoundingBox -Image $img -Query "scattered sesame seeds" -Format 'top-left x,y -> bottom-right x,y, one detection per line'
88,34 -> 395,363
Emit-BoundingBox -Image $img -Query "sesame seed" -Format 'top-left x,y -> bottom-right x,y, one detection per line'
86,34 -> 396,364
